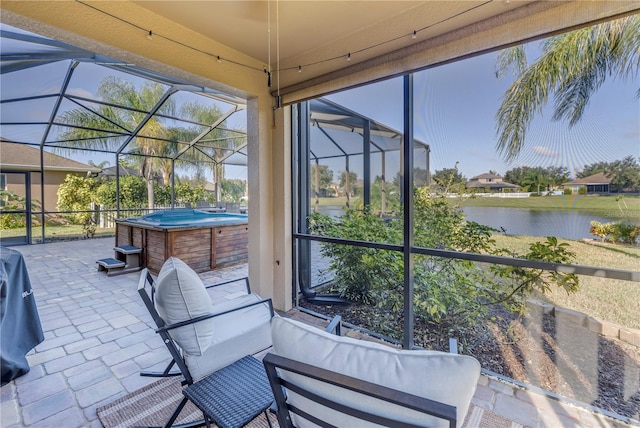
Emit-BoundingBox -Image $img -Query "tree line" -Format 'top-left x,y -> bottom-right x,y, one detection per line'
310,156 -> 640,197
55,173 -> 247,236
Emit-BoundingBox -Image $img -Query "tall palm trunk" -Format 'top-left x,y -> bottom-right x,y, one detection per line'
142,158 -> 155,209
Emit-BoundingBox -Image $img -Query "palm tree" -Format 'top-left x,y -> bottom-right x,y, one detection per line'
87,159 -> 110,169
57,76 -> 243,208
495,15 -> 639,161
521,169 -> 549,194
176,102 -> 247,203
58,77 -> 175,208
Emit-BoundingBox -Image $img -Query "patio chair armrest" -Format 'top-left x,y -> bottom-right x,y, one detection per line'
263,352 -> 457,428
325,315 -> 342,336
157,297 -> 274,334
204,276 -> 251,293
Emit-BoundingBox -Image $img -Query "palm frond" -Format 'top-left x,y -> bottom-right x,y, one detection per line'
495,16 -> 640,161
495,45 -> 527,78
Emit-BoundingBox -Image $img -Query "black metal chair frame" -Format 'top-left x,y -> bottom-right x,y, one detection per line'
140,275 -> 256,379
263,316 -> 457,428
138,270 -> 275,428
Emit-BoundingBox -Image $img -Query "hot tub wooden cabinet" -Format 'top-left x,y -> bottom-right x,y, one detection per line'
115,210 -> 249,274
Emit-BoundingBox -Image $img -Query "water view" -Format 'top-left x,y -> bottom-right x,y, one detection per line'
318,205 -> 638,242
462,206 -> 625,241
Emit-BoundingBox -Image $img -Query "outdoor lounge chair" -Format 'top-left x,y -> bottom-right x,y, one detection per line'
263,317 -> 481,428
137,257 -> 275,427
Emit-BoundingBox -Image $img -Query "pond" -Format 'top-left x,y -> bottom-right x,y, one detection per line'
462,206 -> 631,241
317,205 -> 637,241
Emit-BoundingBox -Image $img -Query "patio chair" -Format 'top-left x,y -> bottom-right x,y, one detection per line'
137,257 -> 275,427
263,317 -> 481,428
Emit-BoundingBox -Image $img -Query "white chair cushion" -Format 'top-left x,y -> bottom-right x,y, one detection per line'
185,293 -> 273,379
271,316 -> 481,428
154,257 -> 214,356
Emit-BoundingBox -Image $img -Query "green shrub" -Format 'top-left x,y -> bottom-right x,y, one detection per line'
310,190 -> 579,333
56,175 -> 99,238
96,176 -> 146,209
589,220 -> 611,242
589,220 -> 640,245
578,187 -> 587,195
308,208 -> 402,303
563,188 -> 572,195
609,221 -> 640,245
0,213 -> 25,229
0,190 -> 27,229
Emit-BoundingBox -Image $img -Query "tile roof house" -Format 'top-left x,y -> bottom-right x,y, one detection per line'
563,172 -> 612,194
466,173 -> 519,192
0,142 -> 99,211
99,165 -> 141,178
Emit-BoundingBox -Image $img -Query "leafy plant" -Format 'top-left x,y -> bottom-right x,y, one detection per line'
308,208 -> 402,303
56,175 -> 98,237
589,220 -> 640,244
95,176 -> 147,209
0,190 -> 28,229
310,190 -> 580,336
589,220 -> 611,242
608,221 -> 640,245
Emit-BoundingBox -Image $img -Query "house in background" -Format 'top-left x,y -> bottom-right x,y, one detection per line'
0,142 -> 99,211
98,164 -> 141,179
563,172 -> 612,194
466,173 -> 519,193
97,164 -> 165,190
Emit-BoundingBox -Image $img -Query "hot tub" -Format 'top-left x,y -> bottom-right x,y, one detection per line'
115,209 -> 248,274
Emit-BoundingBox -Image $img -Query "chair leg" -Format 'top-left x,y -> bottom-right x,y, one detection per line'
264,410 -> 274,428
140,360 -> 181,378
165,396 -> 190,428
162,400 -> 211,428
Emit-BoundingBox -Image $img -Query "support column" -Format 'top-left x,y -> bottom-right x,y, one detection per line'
271,105 -> 293,311
247,95 -> 292,312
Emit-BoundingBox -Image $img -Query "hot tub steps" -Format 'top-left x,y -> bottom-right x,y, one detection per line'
96,258 -> 125,276
96,245 -> 142,276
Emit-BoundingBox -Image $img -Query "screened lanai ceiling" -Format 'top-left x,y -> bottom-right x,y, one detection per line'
1,24 -> 430,170
2,1 -> 637,106
0,23 -> 250,168
309,98 -> 429,161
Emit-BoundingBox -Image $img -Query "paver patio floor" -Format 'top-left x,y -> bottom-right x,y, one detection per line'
0,238 -> 634,427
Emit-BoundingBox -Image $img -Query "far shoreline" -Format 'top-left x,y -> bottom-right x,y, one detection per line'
313,194 -> 640,220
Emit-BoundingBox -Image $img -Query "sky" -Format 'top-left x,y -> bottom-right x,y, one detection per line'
1,24 -> 639,183
326,43 -> 639,181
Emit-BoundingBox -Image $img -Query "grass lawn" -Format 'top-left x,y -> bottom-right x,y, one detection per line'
1,225 -> 115,241
493,234 -> 640,330
312,196 -> 354,207
460,194 -> 640,218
